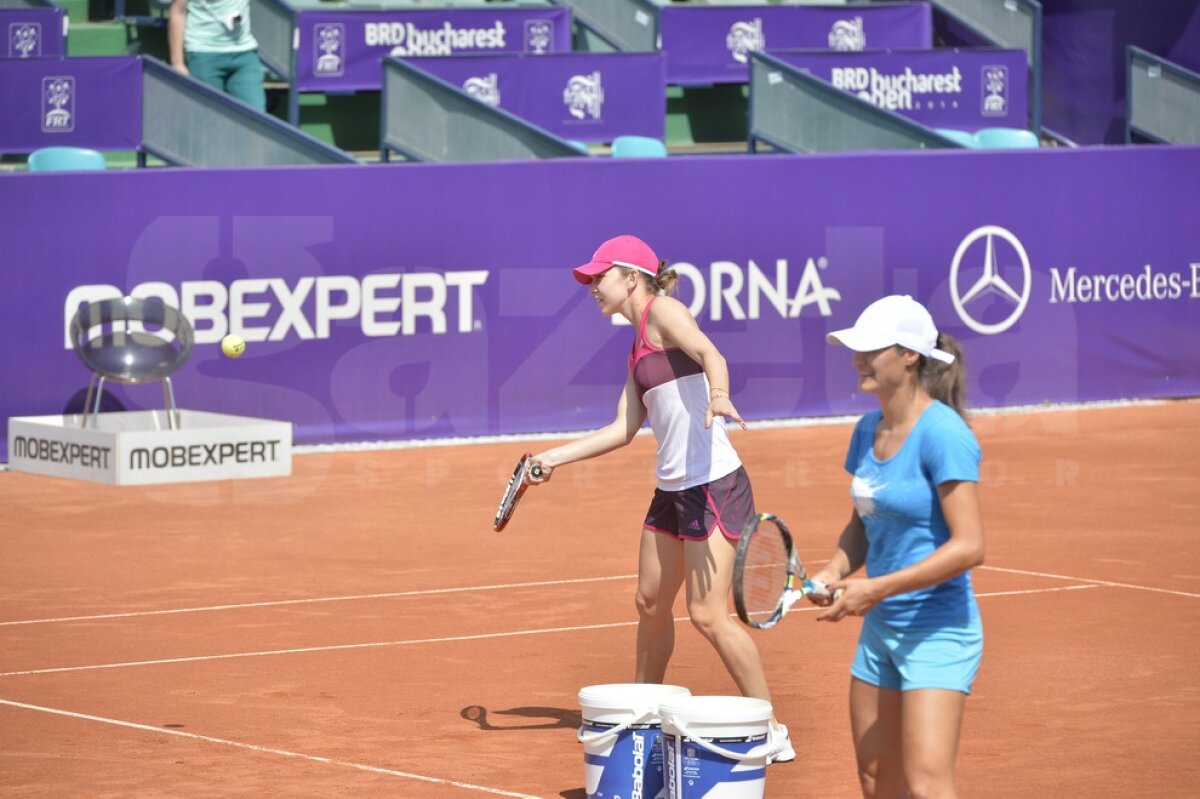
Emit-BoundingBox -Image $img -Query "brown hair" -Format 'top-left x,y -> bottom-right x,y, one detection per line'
623,260 -> 678,296
917,333 -> 968,420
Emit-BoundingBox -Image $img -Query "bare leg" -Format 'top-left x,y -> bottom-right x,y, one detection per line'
850,678 -> 905,799
635,528 -> 684,683
900,689 -> 966,799
682,533 -> 771,702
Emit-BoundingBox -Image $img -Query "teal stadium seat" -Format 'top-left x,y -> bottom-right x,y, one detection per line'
28,146 -> 107,172
934,128 -> 980,148
974,127 -> 1040,149
611,135 -> 668,158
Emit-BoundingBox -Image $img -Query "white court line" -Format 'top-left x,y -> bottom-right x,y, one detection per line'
0,698 -> 539,799
0,619 -> 640,677
0,584 -> 1094,679
979,565 -> 1200,599
8,557 -> 1195,630
0,575 -> 638,627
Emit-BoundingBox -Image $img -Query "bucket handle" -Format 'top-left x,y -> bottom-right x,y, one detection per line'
666,717 -> 773,763
577,705 -> 657,746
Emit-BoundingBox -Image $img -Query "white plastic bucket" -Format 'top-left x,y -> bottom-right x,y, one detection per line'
578,683 -> 692,799
659,696 -> 772,799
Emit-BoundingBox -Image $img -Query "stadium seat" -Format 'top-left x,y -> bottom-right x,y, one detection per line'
934,128 -> 980,148
611,135 -> 668,158
70,296 -> 194,430
974,127 -> 1040,149
27,146 -> 107,172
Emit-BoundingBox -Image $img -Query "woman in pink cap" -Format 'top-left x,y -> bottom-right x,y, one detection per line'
809,295 -> 985,798
529,234 -> 794,763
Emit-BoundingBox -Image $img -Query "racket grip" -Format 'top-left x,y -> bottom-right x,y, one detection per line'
805,579 -> 844,603
803,578 -> 830,599
529,464 -> 543,479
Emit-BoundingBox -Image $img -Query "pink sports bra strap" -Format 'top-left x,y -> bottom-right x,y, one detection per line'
637,296 -> 657,347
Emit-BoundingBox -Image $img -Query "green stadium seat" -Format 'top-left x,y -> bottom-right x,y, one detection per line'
28,146 -> 107,172
974,127 -> 1040,149
611,135 -> 668,158
934,128 -> 980,148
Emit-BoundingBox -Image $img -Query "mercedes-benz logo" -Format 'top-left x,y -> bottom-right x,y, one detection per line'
950,225 -> 1031,334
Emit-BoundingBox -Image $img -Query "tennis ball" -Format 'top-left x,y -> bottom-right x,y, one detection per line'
221,334 -> 246,358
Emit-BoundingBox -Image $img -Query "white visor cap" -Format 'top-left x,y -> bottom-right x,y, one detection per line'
826,295 -> 955,364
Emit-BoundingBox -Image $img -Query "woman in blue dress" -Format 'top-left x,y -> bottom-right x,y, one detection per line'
810,295 -> 985,799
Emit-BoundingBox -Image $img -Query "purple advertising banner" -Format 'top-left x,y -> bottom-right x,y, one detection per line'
0,56 -> 142,153
402,52 -> 665,142
296,6 -> 571,92
659,3 -> 932,85
2,8 -> 67,59
1,146 -> 1198,460
769,48 -> 1028,132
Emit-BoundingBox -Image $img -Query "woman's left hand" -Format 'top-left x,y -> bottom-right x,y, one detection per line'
816,578 -> 882,622
706,397 -> 747,430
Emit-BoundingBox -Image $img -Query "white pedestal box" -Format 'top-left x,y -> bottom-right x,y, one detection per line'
7,410 -> 292,486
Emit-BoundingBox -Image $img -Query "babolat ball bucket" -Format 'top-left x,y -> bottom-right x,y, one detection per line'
658,696 -> 773,799
578,683 -> 692,799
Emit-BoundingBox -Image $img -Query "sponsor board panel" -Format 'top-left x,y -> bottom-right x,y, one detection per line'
295,7 -> 572,91
2,9 -> 66,59
769,48 -> 1028,132
401,52 -> 666,142
660,3 -> 932,85
8,411 -> 292,486
1,146 -> 1197,461
0,56 -> 142,153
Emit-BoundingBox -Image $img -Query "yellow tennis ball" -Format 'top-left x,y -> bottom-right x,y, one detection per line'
221,334 -> 246,358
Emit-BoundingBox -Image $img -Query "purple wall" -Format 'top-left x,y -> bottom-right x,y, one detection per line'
2,147 -> 1198,459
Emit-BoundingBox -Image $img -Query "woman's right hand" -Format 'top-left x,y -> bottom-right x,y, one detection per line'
528,454 -> 553,484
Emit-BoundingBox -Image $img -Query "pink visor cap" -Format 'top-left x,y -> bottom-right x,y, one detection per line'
826,295 -> 956,364
572,235 -> 660,284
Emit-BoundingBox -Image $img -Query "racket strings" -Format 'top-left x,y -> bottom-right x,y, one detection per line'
739,526 -> 792,619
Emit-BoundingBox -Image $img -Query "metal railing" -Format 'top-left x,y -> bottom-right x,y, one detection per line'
748,51 -> 964,153
1126,46 -> 1200,145
552,0 -> 659,52
141,55 -> 357,166
380,56 -> 586,161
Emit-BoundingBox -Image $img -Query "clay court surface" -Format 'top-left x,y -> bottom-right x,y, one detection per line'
1,400 -> 1197,797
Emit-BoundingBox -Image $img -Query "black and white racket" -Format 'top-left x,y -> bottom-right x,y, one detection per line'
493,453 -> 542,532
733,512 -> 834,629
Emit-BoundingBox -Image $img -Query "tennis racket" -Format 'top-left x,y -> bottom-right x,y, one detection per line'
493,453 -> 543,532
733,512 -> 835,630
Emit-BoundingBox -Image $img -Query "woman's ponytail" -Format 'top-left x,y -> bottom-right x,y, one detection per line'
921,334 -> 968,420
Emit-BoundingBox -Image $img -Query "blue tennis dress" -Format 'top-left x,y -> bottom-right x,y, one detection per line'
845,400 -> 981,629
